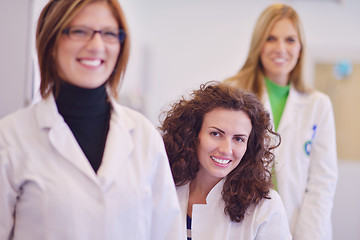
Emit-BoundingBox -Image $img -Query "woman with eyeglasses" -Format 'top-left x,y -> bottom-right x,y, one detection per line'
0,1 -> 183,239
225,4 -> 337,239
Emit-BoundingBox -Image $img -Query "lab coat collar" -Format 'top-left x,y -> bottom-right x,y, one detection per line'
35,94 -> 135,187
177,178 -> 231,239
206,178 -> 225,203
96,96 -> 135,189
177,178 -> 225,207
263,84 -> 306,134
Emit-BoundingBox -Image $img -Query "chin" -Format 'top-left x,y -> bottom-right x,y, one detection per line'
78,79 -> 108,89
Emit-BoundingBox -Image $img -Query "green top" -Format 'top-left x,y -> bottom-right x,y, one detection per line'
265,77 -> 290,132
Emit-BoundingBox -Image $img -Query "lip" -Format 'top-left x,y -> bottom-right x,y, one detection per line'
271,57 -> 288,65
210,156 -> 232,168
77,58 -> 104,69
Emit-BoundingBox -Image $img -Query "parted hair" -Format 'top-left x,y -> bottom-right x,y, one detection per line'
160,81 -> 280,222
225,3 -> 308,99
36,0 -> 130,98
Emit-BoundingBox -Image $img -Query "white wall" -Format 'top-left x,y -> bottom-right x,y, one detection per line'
0,0 -> 34,118
332,159 -> 360,239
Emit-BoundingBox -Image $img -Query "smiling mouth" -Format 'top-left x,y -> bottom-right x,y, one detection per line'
211,156 -> 231,165
273,58 -> 286,64
79,59 -> 103,67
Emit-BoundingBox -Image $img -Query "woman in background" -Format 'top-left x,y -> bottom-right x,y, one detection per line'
0,0 -> 183,239
225,4 -> 337,239
160,81 -> 291,240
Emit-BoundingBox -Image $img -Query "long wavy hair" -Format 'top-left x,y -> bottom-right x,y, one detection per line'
160,81 -> 280,222
225,3 -> 309,99
36,0 -> 130,99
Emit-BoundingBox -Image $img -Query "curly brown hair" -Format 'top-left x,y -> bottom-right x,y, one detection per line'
159,81 -> 280,222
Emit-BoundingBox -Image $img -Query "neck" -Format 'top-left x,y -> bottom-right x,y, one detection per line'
265,74 -> 289,86
55,81 -> 109,118
190,172 -> 222,200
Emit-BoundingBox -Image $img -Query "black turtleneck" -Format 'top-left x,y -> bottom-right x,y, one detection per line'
55,82 -> 111,173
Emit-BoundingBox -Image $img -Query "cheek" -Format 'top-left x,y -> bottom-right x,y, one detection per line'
260,46 -> 271,66
198,137 -> 210,154
291,44 -> 301,59
234,145 -> 247,160
109,45 -> 121,62
260,43 -> 271,57
56,41 -> 77,70
56,49 -> 69,79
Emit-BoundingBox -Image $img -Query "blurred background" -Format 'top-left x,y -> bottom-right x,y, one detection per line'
1,0 -> 359,238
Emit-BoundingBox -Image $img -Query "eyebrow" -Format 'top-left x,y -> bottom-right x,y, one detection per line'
209,126 -> 248,138
210,126 -> 225,134
268,34 -> 298,37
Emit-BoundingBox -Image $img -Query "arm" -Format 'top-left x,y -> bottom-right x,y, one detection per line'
294,96 -> 338,240
255,191 -> 292,240
0,132 -> 17,239
149,133 -> 185,240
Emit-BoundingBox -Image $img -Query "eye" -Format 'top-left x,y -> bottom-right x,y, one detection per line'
69,27 -> 89,37
102,29 -> 119,40
266,36 -> 276,42
234,136 -> 244,143
103,30 -> 118,37
286,37 -> 297,43
210,131 -> 221,137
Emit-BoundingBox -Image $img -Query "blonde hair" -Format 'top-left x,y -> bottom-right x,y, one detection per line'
36,0 -> 130,99
225,3 -> 308,98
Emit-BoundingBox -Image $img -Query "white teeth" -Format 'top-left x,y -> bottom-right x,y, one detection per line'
80,59 -> 102,67
273,58 -> 286,63
211,156 -> 230,164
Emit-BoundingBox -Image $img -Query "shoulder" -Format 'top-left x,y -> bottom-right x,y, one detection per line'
111,100 -> 164,148
244,189 -> 287,222
291,88 -> 334,115
246,190 -> 288,227
293,88 -> 332,105
0,104 -> 41,167
243,190 -> 291,239
259,189 -> 285,211
112,100 -> 157,132
0,104 -> 38,136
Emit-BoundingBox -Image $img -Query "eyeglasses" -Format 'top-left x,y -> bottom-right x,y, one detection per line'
62,26 -> 126,43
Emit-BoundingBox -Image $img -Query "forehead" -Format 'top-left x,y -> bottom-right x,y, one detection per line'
70,2 -> 118,28
269,18 -> 298,36
202,108 -> 252,134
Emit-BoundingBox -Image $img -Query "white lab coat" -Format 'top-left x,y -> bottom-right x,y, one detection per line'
263,85 -> 338,240
0,94 -> 184,240
177,179 -> 292,240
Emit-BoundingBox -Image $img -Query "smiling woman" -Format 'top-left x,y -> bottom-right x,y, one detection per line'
196,108 -> 252,183
56,2 -> 121,89
160,81 -> 291,240
260,18 -> 302,86
225,3 -> 338,239
0,1 -> 184,239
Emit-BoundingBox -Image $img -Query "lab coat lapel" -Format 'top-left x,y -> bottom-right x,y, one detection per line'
36,95 -> 98,183
277,85 -> 302,134
96,97 -> 134,189
176,183 -> 191,236
263,84 -> 300,134
192,179 -> 232,239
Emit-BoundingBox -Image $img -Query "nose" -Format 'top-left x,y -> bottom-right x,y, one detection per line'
274,40 -> 286,53
218,138 -> 232,156
86,32 -> 105,50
